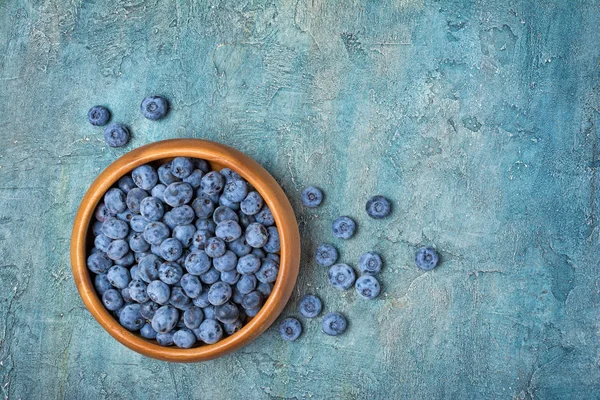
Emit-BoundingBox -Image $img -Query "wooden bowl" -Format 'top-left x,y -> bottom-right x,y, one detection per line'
70,139 -> 300,362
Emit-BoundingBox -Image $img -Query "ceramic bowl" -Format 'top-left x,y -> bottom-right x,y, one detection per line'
70,139 -> 300,362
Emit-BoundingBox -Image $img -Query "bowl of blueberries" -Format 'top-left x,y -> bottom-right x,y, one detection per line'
70,138 -> 301,362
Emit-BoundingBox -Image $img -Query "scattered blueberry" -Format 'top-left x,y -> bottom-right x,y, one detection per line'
355,275 -> 381,299
332,216 -> 356,239
88,105 -> 110,126
103,123 -> 130,147
315,243 -> 338,267
322,312 -> 347,336
279,318 -> 302,341
366,195 -> 391,219
328,264 -> 356,290
299,295 -> 322,318
301,186 -> 323,207
415,247 -> 439,270
140,95 -> 169,120
358,252 -> 383,275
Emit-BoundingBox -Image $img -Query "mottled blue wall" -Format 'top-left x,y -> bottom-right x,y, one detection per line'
1,0 -> 599,398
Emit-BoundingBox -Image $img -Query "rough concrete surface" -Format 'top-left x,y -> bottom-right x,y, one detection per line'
1,0 -> 600,398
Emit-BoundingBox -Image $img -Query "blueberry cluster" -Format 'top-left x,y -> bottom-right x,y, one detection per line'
88,157 -> 281,348
87,95 -> 169,148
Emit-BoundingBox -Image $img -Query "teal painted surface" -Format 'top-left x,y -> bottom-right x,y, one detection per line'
1,0 -> 600,398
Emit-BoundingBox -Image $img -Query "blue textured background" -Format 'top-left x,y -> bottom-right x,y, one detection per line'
1,0 -> 600,398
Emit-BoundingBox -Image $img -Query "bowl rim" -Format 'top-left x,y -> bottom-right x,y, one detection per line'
70,138 -> 300,362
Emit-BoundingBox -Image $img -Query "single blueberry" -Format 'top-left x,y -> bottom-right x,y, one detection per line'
263,226 -> 280,253
104,188 -> 127,214
183,306 -> 204,329
92,220 -> 104,236
355,275 -> 381,299
236,274 -> 257,294
88,251 -> 113,274
171,157 -> 194,179
173,224 -> 196,248
130,215 -> 150,233
254,206 -> 275,227
301,186 -> 323,208
194,158 -> 210,173
204,237 -> 226,258
169,286 -> 192,310
114,251 -> 135,267
164,182 -> 194,207
332,216 -> 356,240
215,220 -> 242,242
298,294 -> 322,318
128,279 -> 150,303
140,301 -> 160,320
103,123 -> 130,147
160,238 -> 183,262
159,262 -> 184,285
415,247 -> 439,270
102,289 -> 124,311
223,179 -> 248,203
94,203 -> 115,223
255,258 -> 279,283
200,171 -> 224,195
195,218 -> 217,234
106,239 -> 129,261
94,273 -> 112,295
140,323 -> 158,339
151,183 -> 167,199
241,291 -> 263,310
245,223 -> 269,248
143,221 -> 170,245
183,169 -> 203,189
147,280 -> 171,304
140,197 -> 165,221
220,168 -> 242,182
156,331 -> 174,346
366,195 -> 392,219
279,318 -> 302,341
140,95 -> 169,120
228,237 -> 252,257
88,105 -> 110,126
132,165 -> 158,191
119,304 -> 145,331
191,194 -> 215,219
208,282 -> 232,306
126,188 -> 148,213
117,175 -> 135,193
94,234 -> 112,253
315,243 -> 338,267
358,252 -> 383,275
180,273 -> 203,298
220,270 -> 240,285
213,206 -> 239,224
102,217 -> 129,240
237,254 -> 261,275
256,281 -> 273,298
215,302 -> 240,324
218,195 -> 240,211
322,312 -> 347,336
192,291 -> 211,308
223,319 -> 243,336
151,305 -> 179,333
158,162 -> 179,185
213,250 -> 237,272
196,319 -> 223,344
184,250 -> 212,275
138,254 -> 161,283
240,191 -> 263,216
129,232 -> 150,253
328,264 -> 356,290
199,267 -> 220,285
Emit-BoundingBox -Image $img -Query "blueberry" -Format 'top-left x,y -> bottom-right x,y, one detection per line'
164,182 -> 194,207
94,273 -> 112,295
332,216 -> 356,240
241,291 -> 263,310
156,331 -> 174,346
315,243 -> 338,267
102,289 -> 124,311
213,250 -> 237,272
200,171 -> 224,195
151,184 -> 166,199
94,234 -> 112,253
121,288 -> 132,303
279,318 -> 302,341
245,223 -> 269,248
237,212 -> 255,230
169,286 -> 192,310
170,157 -> 193,179
223,179 -> 248,203
240,191 -> 263,216
129,232 -> 150,253
117,175 -> 135,193
213,206 -> 239,224
255,258 -> 279,283
254,206 -> 275,226
366,195 -> 391,219
208,282 -> 232,306
151,305 -> 179,333
104,188 -> 127,214
128,279 -> 149,303
236,274 -> 257,294
251,248 -> 266,259
138,254 -> 161,283
180,273 -> 203,298
88,105 -> 110,126
140,301 -> 160,320
159,262 -> 183,285
223,320 -> 243,335
191,194 -> 215,219
200,267 -> 221,285
228,237 -> 252,257
301,186 -> 323,207
141,95 -> 169,120
218,195 -> 240,211
119,303 -> 144,331
215,302 -> 240,324
220,168 -> 242,182
263,226 -> 280,253
415,247 -> 439,270
114,251 -> 135,267
94,203 -> 115,223
192,291 -> 211,308
204,237 -> 226,258
215,220 -> 242,242
220,270 -> 240,285
160,238 -> 183,262
194,159 -> 210,173
328,264 -> 356,290
125,188 -> 148,213
106,239 -> 129,260
143,221 -> 170,245
172,224 -> 195,248
147,280 -> 171,304
92,220 -> 104,236
183,169 -> 203,189
299,294 -> 322,318
170,205 -> 196,226
103,123 -> 130,147
183,306 -> 204,329
130,215 -> 150,232
236,254 -> 261,274
102,217 -> 129,240
355,275 -> 381,299
196,319 -> 223,344
256,281 -> 273,297
195,218 -> 217,234
322,312 -> 347,336
158,162 -> 179,185
140,197 -> 165,221
132,165 -> 159,191
358,252 -> 383,275
184,250 -> 212,275
140,323 -> 158,339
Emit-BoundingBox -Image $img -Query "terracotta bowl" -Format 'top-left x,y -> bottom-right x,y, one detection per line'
70,139 -> 300,362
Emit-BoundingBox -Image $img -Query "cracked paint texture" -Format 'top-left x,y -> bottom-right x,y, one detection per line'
1,0 -> 600,398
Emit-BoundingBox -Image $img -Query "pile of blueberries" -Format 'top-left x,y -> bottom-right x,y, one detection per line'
278,188 -> 440,341
87,156 -> 282,348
